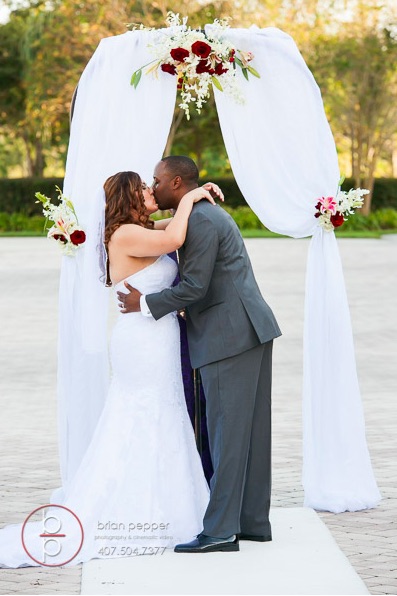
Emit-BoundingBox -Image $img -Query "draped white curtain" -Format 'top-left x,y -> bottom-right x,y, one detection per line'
55,25 -> 381,512
210,25 -> 381,512
52,30 -> 176,502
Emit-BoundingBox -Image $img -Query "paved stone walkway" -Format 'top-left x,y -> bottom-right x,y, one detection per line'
0,236 -> 396,595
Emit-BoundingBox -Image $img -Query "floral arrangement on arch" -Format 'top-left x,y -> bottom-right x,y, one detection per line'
130,13 -> 260,119
314,177 -> 369,232
35,187 -> 86,255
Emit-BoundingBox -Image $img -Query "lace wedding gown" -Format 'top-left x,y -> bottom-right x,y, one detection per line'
0,254 -> 209,567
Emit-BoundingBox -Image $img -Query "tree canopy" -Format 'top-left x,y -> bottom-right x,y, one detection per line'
0,0 -> 396,212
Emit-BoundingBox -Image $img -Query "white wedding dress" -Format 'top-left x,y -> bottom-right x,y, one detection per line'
0,254 -> 209,568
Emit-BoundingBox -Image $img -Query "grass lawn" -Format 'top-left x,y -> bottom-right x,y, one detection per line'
241,229 -> 397,239
1,229 -> 396,239
0,231 -> 48,237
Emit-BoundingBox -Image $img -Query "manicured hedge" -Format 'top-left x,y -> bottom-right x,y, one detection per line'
207,177 -> 397,210
0,177 -> 64,215
1,207 -> 397,233
1,176 -> 397,214
0,212 -> 46,232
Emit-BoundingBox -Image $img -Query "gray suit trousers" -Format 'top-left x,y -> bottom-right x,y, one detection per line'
199,340 -> 273,538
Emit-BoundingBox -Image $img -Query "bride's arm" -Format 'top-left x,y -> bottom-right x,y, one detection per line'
111,187 -> 215,257
152,182 -> 223,230
153,218 -> 173,230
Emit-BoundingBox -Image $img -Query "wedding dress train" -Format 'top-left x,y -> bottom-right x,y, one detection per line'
0,254 -> 209,567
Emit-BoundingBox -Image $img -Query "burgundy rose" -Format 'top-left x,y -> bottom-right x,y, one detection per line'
170,47 -> 189,62
215,62 -> 228,75
160,63 -> 177,75
53,234 -> 67,243
191,40 -> 211,59
196,60 -> 212,74
330,211 -> 344,228
70,229 -> 86,245
229,49 -> 236,63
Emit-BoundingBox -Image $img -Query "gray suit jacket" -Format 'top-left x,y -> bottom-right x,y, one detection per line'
146,201 -> 281,368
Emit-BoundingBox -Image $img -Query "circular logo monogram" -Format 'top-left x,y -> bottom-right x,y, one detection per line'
22,504 -> 84,567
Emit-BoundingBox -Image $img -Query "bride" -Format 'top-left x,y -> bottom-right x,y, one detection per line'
0,171 -> 220,568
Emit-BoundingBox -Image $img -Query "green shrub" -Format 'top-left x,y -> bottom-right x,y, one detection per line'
0,212 -> 46,232
222,205 -> 265,230
0,177 -> 63,215
0,206 -> 396,234
341,208 -> 397,231
341,213 -> 376,231
370,208 -> 397,229
1,176 -> 397,213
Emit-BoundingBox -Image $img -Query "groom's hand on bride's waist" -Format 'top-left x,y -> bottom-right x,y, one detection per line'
117,283 -> 142,313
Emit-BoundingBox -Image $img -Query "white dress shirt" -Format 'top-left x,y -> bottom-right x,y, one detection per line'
140,294 -> 153,318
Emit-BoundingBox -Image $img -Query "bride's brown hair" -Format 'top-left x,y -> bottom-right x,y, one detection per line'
103,171 -> 154,286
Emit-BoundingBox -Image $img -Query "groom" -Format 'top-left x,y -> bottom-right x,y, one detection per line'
118,156 -> 281,553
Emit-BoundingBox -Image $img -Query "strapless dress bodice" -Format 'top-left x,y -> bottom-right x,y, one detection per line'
114,254 -> 177,296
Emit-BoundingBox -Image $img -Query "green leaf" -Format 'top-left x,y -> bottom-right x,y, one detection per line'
35,191 -> 49,204
131,69 -> 142,87
211,76 -> 223,92
247,65 -> 260,78
242,68 -> 249,81
234,57 -> 243,68
339,174 -> 346,185
133,69 -> 142,89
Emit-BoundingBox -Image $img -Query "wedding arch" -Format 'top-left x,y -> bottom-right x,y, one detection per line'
53,24 -> 381,513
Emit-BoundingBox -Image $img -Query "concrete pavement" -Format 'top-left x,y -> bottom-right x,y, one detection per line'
0,236 -> 396,595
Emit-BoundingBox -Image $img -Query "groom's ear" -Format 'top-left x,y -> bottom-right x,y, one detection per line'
171,175 -> 182,189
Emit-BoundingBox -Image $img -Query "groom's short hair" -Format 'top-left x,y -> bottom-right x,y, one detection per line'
161,155 -> 199,184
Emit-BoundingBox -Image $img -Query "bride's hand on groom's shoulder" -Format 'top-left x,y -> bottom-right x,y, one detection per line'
117,283 -> 142,313
202,182 -> 224,202
181,183 -> 224,207
182,187 -> 216,205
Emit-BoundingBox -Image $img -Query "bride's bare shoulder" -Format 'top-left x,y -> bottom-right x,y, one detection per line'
110,224 -> 143,242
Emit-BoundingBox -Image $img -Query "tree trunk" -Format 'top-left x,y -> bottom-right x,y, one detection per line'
194,127 -> 203,173
32,138 -> 45,177
361,152 -> 377,216
22,131 -> 34,177
21,133 -> 45,177
163,109 -> 184,157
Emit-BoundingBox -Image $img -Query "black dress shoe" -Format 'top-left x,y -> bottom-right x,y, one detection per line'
238,533 -> 272,542
174,533 -> 239,553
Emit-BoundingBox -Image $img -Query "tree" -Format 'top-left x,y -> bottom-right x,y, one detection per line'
0,9 -> 32,175
2,0 -> 397,188
169,98 -> 229,176
308,4 -> 397,214
0,0 -> 223,176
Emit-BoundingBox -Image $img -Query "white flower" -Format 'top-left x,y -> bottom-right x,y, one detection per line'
318,213 -> 334,232
132,13 -> 259,119
35,187 -> 85,256
314,184 -> 368,232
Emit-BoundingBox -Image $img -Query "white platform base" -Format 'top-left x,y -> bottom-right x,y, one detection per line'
81,507 -> 369,595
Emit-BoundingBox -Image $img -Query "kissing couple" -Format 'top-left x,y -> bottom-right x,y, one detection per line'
0,155 -> 281,568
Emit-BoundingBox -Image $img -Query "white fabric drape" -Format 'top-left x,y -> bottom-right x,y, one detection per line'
210,26 -> 380,512
55,25 -> 380,513
53,30 -> 176,501
303,228 -> 381,511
